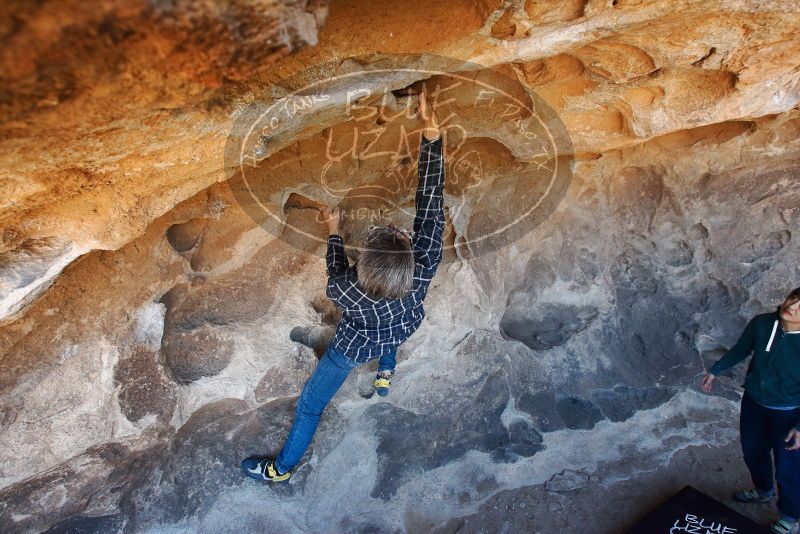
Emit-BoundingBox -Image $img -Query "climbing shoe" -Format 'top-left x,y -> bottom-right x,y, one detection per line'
770,518 -> 800,534
373,370 -> 394,397
241,457 -> 292,482
733,488 -> 773,503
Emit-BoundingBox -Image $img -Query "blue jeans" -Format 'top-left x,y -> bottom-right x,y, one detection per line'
274,345 -> 396,473
740,391 -> 800,520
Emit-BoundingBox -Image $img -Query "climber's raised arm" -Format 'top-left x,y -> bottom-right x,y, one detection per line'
320,206 -> 348,278
412,89 -> 445,272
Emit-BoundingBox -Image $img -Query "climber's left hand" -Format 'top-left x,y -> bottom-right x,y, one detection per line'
318,205 -> 340,234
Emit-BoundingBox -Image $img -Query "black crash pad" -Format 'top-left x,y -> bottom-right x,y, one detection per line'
626,485 -> 768,534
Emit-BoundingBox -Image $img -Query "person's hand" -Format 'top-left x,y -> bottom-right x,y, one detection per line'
318,205 -> 340,235
418,87 -> 440,140
700,373 -> 716,393
785,429 -> 800,450
418,87 -> 432,122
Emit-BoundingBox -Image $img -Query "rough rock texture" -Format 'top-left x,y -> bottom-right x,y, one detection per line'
1,0 -> 800,533
0,0 -> 331,321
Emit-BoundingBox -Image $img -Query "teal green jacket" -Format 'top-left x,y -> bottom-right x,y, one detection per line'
710,312 -> 800,413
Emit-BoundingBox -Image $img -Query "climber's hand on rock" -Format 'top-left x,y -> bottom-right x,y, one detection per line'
418,87 -> 431,121
785,429 -> 800,451
700,373 -> 716,393
318,205 -> 340,234
419,87 -> 440,141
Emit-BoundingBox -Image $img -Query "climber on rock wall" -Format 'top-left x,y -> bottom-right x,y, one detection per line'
701,287 -> 800,534
242,87 -> 445,482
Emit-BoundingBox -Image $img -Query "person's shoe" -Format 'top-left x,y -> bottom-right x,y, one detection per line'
770,518 -> 800,534
373,370 -> 394,397
733,488 -> 773,503
241,457 -> 292,482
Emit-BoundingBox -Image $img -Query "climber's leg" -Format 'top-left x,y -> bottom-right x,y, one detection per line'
273,345 -> 359,473
373,348 -> 396,397
377,347 -> 397,373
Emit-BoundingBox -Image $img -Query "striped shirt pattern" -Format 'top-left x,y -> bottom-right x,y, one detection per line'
325,135 -> 445,363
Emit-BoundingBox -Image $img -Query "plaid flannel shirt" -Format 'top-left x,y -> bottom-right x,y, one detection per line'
325,135 -> 445,363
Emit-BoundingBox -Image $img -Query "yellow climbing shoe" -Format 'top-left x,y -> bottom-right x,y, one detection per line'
241,458 -> 292,482
373,370 -> 394,397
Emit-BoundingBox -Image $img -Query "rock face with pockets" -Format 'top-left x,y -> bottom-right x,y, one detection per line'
1,1 -> 800,532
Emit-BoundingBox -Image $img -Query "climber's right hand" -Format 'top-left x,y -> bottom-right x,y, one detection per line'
419,87 -> 440,141
700,373 -> 716,393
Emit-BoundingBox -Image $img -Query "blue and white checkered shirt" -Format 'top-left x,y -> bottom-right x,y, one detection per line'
325,135 -> 445,363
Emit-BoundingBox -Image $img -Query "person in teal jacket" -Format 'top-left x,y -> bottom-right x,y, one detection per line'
701,287 -> 800,534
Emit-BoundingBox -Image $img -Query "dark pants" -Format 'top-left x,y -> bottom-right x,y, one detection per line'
740,391 -> 800,519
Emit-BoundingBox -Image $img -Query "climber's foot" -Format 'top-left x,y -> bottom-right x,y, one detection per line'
241,457 -> 292,482
373,370 -> 394,397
